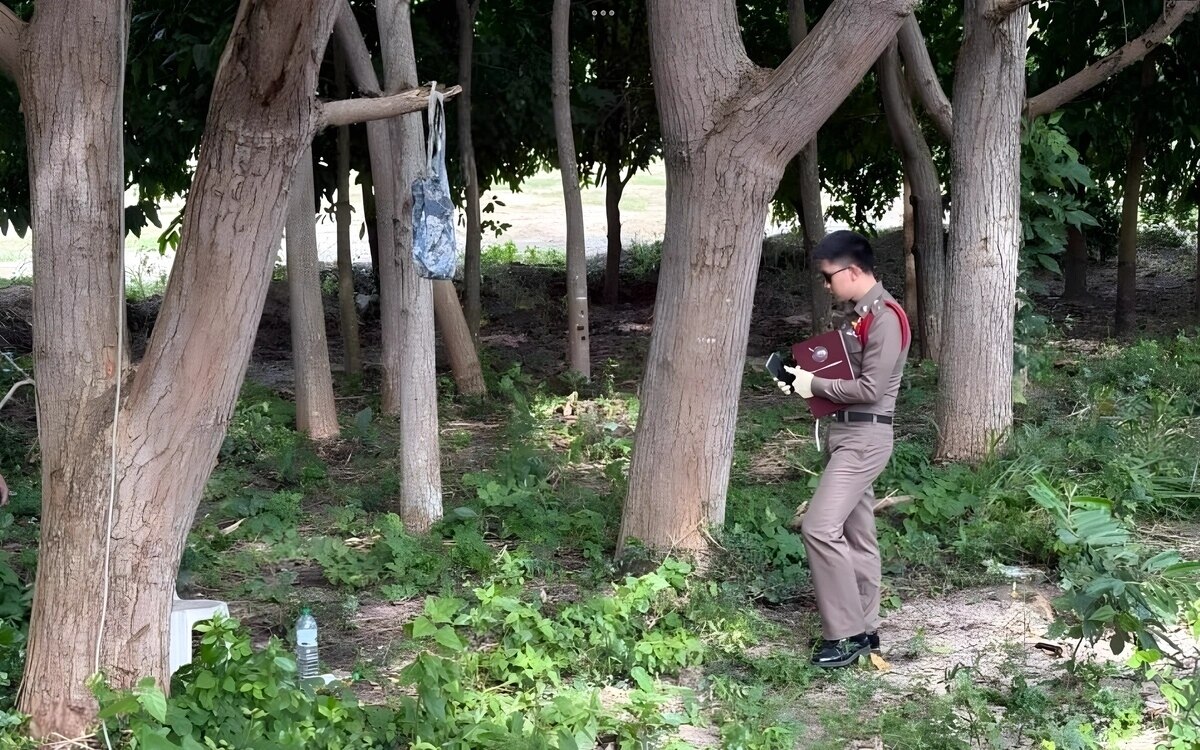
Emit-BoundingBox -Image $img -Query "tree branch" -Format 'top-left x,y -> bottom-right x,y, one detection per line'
897,15 -> 952,140
987,0 -> 1036,21
0,3 -> 25,87
735,0 -> 918,165
318,84 -> 461,129
333,0 -> 381,96
1025,0 -> 1199,120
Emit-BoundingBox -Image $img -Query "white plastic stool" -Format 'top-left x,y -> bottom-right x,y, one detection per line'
169,593 -> 229,674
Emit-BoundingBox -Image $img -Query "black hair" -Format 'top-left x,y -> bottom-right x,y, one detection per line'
812,230 -> 875,274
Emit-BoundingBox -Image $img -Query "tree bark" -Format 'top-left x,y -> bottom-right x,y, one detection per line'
335,47 -> 362,376
788,0 -> 831,335
317,84 -> 461,129
1062,224 -> 1090,301
602,153 -> 625,306
0,4 -> 22,89
376,0 -> 442,532
619,0 -> 916,554
878,40 -> 945,363
286,145 -> 341,440
1025,0 -> 1198,120
19,0 -> 341,737
902,177 -> 918,323
361,168 -> 381,290
433,280 -> 486,395
456,0 -> 483,337
20,0 -> 127,733
1114,56 -> 1156,335
1195,174 -> 1200,320
898,17 -> 953,141
934,0 -> 1028,461
552,0 -> 590,379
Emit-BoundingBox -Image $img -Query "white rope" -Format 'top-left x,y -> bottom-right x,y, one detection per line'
813,417 -> 821,453
95,250 -> 125,750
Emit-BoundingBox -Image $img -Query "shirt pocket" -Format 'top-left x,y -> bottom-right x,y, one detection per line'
840,325 -> 864,374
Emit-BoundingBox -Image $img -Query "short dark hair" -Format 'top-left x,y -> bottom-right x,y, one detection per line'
813,230 -> 875,274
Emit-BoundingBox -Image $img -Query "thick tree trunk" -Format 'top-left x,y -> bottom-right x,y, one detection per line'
286,146 -> 341,440
788,0 -> 831,334
335,49 -> 362,376
619,158 -> 777,551
878,40 -> 945,363
433,280 -> 486,395
620,0 -> 915,554
552,0 -> 590,378
456,0 -> 482,337
19,0 -> 340,737
1114,57 -> 1155,335
934,0 -> 1027,461
20,0 -> 127,735
603,153 -> 624,306
1063,224 -> 1090,301
376,0 -> 442,531
1195,175 -> 1200,320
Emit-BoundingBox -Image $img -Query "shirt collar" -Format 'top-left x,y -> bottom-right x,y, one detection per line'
852,281 -> 886,317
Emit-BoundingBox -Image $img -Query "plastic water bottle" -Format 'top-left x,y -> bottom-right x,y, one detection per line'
295,607 -> 319,679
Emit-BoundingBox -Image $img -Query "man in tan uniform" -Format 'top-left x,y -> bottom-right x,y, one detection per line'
774,230 -> 909,668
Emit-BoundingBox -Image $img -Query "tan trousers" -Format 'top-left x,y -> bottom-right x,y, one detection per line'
800,421 -> 893,640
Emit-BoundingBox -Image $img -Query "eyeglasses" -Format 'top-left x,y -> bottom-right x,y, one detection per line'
821,267 -> 852,284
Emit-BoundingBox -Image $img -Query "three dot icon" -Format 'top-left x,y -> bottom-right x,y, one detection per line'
591,9 -> 615,16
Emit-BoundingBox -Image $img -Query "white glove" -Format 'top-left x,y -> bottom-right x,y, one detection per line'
783,365 -> 815,398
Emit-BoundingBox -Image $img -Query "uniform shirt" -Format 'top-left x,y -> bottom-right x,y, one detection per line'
810,281 -> 909,417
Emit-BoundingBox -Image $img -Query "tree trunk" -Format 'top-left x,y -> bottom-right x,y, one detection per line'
903,176 -> 918,322
433,280 -> 486,395
620,0 -> 916,554
376,0 -> 442,532
1114,56 -> 1155,335
361,167 -> 381,291
552,0 -> 590,378
603,153 -> 624,306
1062,224 -> 1090,301
788,0 -> 831,334
335,48 -> 362,376
878,40 -> 945,363
19,0 -> 341,737
1195,174 -> 1200,320
934,0 -> 1027,461
286,145 -> 341,440
456,0 -> 482,338
20,0 -> 128,734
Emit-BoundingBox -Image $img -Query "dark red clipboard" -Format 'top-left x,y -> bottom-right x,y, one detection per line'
790,328 -> 855,418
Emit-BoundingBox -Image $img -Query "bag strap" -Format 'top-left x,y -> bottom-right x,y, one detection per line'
424,82 -> 445,176
856,300 -> 911,350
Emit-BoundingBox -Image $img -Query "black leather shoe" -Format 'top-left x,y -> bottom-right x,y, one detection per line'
811,633 -> 870,668
811,631 -> 881,654
867,630 -> 880,654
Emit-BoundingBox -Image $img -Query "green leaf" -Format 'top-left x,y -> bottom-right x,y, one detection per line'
134,678 -> 168,723
434,625 -> 465,652
1087,604 -> 1118,622
410,615 -> 438,639
354,407 -> 374,434
630,666 -> 654,692
1035,253 -> 1061,274
1161,562 -> 1200,580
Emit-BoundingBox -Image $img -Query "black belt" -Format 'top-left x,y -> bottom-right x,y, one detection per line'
833,411 -> 893,425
